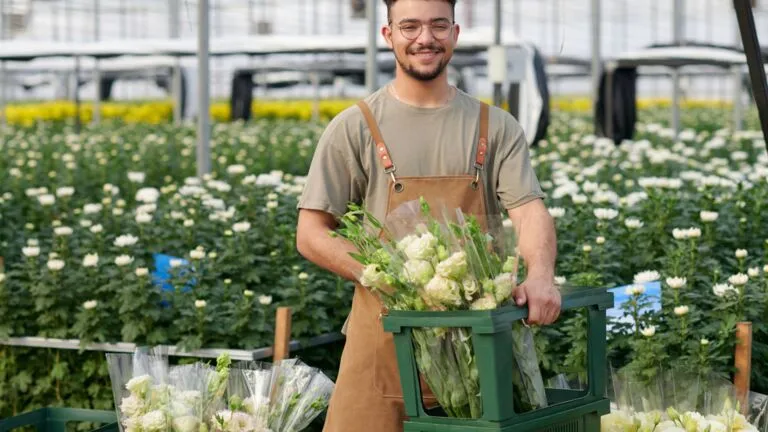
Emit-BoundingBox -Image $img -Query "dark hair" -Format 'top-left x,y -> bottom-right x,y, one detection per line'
383,0 -> 457,23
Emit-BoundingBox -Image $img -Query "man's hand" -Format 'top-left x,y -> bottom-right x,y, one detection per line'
513,274 -> 561,325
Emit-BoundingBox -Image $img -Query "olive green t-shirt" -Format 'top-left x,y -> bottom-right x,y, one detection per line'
297,84 -> 545,225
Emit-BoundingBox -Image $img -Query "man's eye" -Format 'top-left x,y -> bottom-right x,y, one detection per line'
401,25 -> 419,31
433,25 -> 449,31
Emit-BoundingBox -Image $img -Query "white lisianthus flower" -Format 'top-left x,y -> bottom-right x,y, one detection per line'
135,268 -> 149,277
82,253 -> 99,267
402,259 -> 435,286
170,259 -> 184,268
685,227 -> 701,238
666,277 -> 686,289
54,226 -> 73,236
115,255 -> 134,267
764,264 -> 768,273
135,187 -> 160,204
700,210 -> 719,222
258,295 -> 272,305
114,234 -> 139,247
748,267 -> 760,277
595,236 -> 605,245
125,375 -> 152,395
640,326 -> 656,337
298,272 -> 309,280
56,187 -> 75,197
232,221 -> 251,233
728,273 -> 748,286
0,274 -> 5,284
171,416 -> 198,432
492,273 -> 514,303
403,232 -> 438,261
139,410 -> 166,432
735,249 -> 748,258
582,244 -> 592,252
423,276 -> 462,307
593,208 -> 619,220
359,264 -> 388,289
127,171 -> 146,183
194,300 -> 206,308
462,277 -> 479,300
47,259 -> 65,271
673,305 -> 689,316
624,284 -> 645,296
634,270 -> 660,284
470,294 -> 497,310
712,283 -> 736,297
624,218 -> 644,229
435,251 -> 467,280
672,228 -> 688,240
119,394 -> 144,417
135,213 -> 152,224
548,207 -> 565,218
189,249 -> 205,260
600,412 -> 635,431
37,194 -> 56,206
266,200 -> 278,210
23,246 -> 40,257
243,290 -> 254,297
90,224 -> 103,234
701,338 -> 710,345
83,300 -> 98,310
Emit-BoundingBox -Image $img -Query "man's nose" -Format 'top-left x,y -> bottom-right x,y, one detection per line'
414,24 -> 436,44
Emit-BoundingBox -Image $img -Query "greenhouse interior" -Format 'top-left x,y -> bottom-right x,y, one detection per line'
1,0 -> 768,431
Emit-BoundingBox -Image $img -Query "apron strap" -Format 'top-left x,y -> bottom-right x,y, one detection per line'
472,102 -> 490,188
357,101 -> 398,184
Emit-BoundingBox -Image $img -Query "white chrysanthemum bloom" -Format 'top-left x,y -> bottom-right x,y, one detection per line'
37,194 -> 56,206
127,171 -> 145,183
624,284 -> 645,296
402,259 -> 435,286
47,259 -> 65,271
232,221 -> 251,233
748,267 -> 760,277
701,338 -> 710,345
685,227 -> 701,238
492,273 -> 514,302
90,224 -> 103,234
763,264 -> 768,273
115,255 -> 134,267
548,207 -> 565,218
135,187 -> 160,204
83,300 -> 98,310
435,251 -> 467,280
582,244 -> 592,252
80,219 -> 93,228
135,268 -> 149,277
183,219 -> 194,227
600,412 -> 636,431
119,394 -> 144,417
700,210 -> 719,222
640,326 -> 656,337
171,416 -> 198,432
125,375 -> 152,396
170,259 -> 184,268
403,232 -> 438,261
298,272 -> 309,280
634,270 -> 660,284
258,295 -> 272,305
0,273 -> 5,284
243,289 -> 254,297
114,234 -> 139,247
227,164 -> 246,175
554,276 -> 566,285
571,194 -> 588,204
624,218 -> 643,229
424,276 -> 462,307
189,249 -> 205,260
666,277 -> 686,289
56,187 -> 75,197
82,253 -> 99,268
135,213 -> 152,224
595,236 -> 605,245
735,249 -> 748,258
712,283 -> 736,297
23,246 -> 41,257
470,294 -> 497,310
672,228 -> 688,240
673,305 -> 689,316
194,300 -> 206,308
728,273 -> 748,286
593,208 -> 619,220
54,226 -> 73,236
139,410 -> 166,432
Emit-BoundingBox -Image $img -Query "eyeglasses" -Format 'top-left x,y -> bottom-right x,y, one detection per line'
390,19 -> 455,40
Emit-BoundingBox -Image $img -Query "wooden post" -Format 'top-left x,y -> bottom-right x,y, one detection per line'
734,321 -> 753,414
272,307 -> 292,362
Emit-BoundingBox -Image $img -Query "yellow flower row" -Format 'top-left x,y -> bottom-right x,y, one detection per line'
1,97 -> 734,125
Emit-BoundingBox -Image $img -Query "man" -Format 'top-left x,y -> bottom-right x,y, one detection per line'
296,0 -> 560,430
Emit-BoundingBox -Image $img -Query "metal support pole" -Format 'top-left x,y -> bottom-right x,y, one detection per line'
93,0 -> 101,125
732,65 -> 743,131
197,0 -> 211,177
0,0 -> 5,127
671,0 -> 684,137
170,0 -> 183,124
591,0 -> 601,112
733,0 -> 768,151
513,0 -> 521,35
492,0 -> 502,107
365,0 -> 377,94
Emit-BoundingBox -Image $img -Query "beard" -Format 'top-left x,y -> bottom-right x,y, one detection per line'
394,44 -> 450,81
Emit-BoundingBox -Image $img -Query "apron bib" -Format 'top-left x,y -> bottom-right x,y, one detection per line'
322,100 -> 491,432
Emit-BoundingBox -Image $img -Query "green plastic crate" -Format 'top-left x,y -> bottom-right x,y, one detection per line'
382,286 -> 614,432
0,408 -> 117,432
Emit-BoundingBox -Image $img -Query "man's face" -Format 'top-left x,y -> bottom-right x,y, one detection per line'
383,0 -> 459,82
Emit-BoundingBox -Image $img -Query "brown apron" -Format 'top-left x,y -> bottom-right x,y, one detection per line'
322,100 -> 491,432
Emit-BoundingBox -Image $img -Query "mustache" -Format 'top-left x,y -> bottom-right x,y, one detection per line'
408,45 -> 444,54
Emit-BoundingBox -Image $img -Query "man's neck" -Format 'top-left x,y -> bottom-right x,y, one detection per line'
390,74 -> 455,108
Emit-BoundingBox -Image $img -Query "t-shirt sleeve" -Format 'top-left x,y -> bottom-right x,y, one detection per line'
494,111 -> 546,210
297,110 -> 367,219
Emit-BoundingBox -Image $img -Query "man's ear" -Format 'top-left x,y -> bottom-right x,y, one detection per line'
382,25 -> 394,49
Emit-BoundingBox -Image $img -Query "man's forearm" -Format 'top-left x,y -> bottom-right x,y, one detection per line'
297,225 -> 364,283
509,200 -> 557,280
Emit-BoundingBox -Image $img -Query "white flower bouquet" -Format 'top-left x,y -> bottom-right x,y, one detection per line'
106,349 -> 334,432
335,197 -> 548,418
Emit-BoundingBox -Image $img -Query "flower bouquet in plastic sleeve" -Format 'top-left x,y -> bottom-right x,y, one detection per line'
335,197 -> 548,419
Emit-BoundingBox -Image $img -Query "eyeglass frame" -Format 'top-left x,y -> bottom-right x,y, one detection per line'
388,18 -> 456,41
